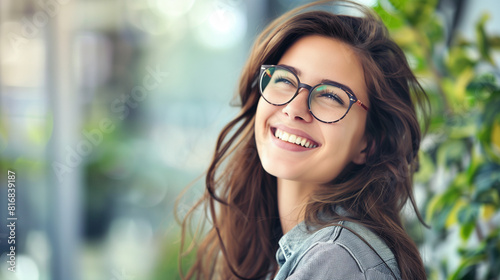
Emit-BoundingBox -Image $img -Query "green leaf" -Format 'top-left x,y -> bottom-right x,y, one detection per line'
385,0 -> 438,26
421,16 -> 444,46
446,47 -> 476,77
449,262 -> 476,280
474,163 -> 500,194
485,232 -> 500,277
426,189 -> 461,229
386,0 -> 407,14
392,26 -> 418,48
460,221 -> 475,240
446,198 -> 467,228
436,139 -> 467,168
458,242 -> 485,258
490,36 -> 500,50
373,3 -> 405,29
458,204 -> 479,224
480,99 -> 500,163
456,204 -> 479,240
475,189 -> 500,206
448,115 -> 477,139
415,150 -> 435,183
464,146 -> 484,185
476,13 -> 495,65
449,256 -> 483,280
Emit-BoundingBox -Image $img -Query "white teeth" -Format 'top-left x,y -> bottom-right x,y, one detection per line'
281,132 -> 289,142
274,128 -> 317,148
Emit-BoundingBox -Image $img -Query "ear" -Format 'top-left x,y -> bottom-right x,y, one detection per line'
352,136 -> 368,165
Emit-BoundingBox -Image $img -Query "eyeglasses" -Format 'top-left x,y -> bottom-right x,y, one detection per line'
258,65 -> 368,123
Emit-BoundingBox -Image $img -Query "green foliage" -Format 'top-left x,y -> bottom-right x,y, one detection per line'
375,0 -> 500,279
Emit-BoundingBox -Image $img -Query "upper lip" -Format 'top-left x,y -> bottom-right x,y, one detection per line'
271,124 -> 320,146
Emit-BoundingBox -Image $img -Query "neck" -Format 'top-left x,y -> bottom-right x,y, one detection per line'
277,179 -> 317,234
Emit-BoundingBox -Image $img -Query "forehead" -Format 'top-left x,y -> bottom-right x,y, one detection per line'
277,35 -> 368,102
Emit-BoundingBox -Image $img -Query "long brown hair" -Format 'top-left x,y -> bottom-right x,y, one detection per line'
178,1 -> 429,279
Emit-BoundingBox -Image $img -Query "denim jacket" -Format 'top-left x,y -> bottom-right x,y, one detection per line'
273,220 -> 401,280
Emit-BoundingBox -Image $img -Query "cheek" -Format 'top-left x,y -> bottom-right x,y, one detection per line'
254,99 -> 269,151
255,98 -> 275,133
255,98 -> 265,125
318,122 -> 366,165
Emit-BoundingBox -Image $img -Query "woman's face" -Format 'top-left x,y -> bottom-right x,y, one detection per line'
255,35 -> 369,185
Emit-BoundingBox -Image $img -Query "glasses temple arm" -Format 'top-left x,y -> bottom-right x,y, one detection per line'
356,100 -> 369,111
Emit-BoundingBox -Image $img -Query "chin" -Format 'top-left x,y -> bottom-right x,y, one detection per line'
261,162 -> 296,180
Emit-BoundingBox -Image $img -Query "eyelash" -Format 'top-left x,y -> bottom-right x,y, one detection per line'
274,76 -> 295,85
320,91 -> 345,105
271,72 -> 347,105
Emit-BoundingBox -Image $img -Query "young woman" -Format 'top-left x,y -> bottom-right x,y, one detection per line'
179,1 -> 428,279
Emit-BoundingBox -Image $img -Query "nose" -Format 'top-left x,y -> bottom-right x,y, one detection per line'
281,87 -> 313,122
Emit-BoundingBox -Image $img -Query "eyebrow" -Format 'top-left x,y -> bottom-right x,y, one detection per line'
279,64 -> 302,76
278,63 -> 355,95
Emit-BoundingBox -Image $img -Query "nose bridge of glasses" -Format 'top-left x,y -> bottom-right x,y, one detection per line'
297,83 -> 312,94
287,82 -> 312,108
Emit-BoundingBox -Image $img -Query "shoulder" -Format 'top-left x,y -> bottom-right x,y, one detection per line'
334,221 -> 399,275
277,221 -> 401,280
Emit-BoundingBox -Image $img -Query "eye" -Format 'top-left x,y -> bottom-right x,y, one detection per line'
321,92 -> 344,105
274,75 -> 296,86
315,85 -> 346,106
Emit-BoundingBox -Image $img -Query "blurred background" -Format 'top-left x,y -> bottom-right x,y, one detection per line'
0,0 -> 499,279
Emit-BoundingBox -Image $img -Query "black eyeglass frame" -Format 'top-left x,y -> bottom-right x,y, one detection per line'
258,64 -> 369,124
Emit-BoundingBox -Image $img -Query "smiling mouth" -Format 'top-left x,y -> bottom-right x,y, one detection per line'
272,128 -> 318,148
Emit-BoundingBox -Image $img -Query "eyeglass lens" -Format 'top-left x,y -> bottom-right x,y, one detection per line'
260,66 -> 351,123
